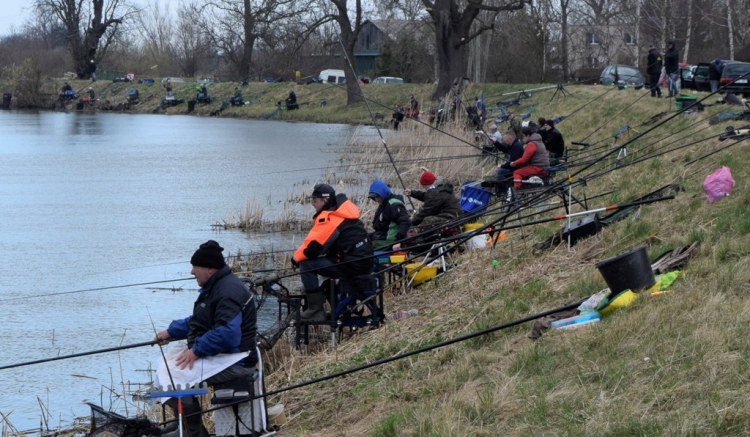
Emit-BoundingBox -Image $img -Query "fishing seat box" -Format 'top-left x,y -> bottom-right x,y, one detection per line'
558,214 -> 601,244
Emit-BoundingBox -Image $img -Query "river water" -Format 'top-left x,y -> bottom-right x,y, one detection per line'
0,111 -> 375,432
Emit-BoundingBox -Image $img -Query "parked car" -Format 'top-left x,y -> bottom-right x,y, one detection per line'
305,76 -> 324,84
719,61 -> 750,96
692,63 -> 711,92
679,65 -> 696,90
599,64 -> 644,85
319,69 -> 346,84
372,76 -> 404,84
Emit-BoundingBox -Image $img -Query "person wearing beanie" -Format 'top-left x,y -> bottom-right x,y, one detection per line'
404,172 -> 462,227
292,183 -> 374,321
419,171 -> 437,186
509,127 -> 550,189
540,119 -> 565,160
153,240 -> 258,437
368,179 -> 411,249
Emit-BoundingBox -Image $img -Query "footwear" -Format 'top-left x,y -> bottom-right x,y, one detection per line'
163,398 -> 208,437
300,289 -> 326,321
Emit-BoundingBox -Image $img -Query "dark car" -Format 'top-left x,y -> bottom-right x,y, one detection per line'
719,61 -> 750,96
599,64 -> 644,85
692,63 -> 711,92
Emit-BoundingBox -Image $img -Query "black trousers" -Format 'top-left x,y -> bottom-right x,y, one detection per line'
649,74 -> 662,96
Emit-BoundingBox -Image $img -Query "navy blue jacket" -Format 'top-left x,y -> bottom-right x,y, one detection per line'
168,265 -> 258,366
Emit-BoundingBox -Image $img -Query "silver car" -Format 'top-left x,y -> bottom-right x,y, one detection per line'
599,65 -> 644,85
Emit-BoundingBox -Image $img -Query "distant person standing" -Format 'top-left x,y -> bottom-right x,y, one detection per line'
663,41 -> 679,98
164,78 -> 173,99
647,45 -> 663,98
474,96 -> 487,122
709,58 -> 724,94
89,59 -> 97,82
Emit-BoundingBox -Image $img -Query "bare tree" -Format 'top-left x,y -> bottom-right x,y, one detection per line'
34,0 -> 136,79
421,0 -> 528,97
327,0 -> 366,105
171,4 -> 210,76
195,0 -> 305,80
134,0 -> 173,76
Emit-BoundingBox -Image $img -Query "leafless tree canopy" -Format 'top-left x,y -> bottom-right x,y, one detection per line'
1,0 -> 749,91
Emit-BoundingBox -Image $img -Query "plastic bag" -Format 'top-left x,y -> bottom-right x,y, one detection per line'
703,166 -> 735,203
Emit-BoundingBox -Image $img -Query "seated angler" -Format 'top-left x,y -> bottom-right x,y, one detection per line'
230,87 -> 243,106
367,180 -> 411,249
486,131 -> 524,191
510,127 -> 550,189
540,119 -> 565,161
292,184 -> 374,322
286,89 -> 298,110
153,240 -> 258,437
404,171 -> 462,229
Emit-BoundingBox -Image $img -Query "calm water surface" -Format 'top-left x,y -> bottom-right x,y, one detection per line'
0,111 -> 376,431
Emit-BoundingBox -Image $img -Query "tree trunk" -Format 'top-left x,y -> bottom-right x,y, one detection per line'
243,0 -> 255,78
726,0 -> 734,60
683,0 -> 692,62
560,0 -> 570,82
431,2 -> 470,98
634,0 -> 641,70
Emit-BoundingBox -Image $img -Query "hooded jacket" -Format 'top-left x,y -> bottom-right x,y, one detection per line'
647,48 -> 663,75
409,180 -> 463,226
515,133 -> 550,168
294,193 -> 373,274
167,265 -> 258,366
369,180 -> 411,243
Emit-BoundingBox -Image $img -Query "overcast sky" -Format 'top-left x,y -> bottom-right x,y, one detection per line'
0,0 -> 179,38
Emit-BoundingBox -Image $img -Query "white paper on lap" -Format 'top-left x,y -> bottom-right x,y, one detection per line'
154,343 -> 249,402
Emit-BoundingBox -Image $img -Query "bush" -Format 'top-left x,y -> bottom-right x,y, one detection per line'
2,58 -> 49,108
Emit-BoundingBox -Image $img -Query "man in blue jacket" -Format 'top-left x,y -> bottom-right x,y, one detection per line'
368,180 -> 411,249
154,240 -> 257,437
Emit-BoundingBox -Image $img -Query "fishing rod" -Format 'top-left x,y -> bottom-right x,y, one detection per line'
0,340 -> 163,371
338,39 -> 415,209
0,277 -> 196,302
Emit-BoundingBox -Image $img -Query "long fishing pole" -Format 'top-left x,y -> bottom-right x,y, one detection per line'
0,277 -> 195,302
338,39 -> 414,209
0,340 -> 160,371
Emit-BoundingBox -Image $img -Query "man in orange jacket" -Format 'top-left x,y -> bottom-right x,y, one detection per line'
293,184 -> 374,321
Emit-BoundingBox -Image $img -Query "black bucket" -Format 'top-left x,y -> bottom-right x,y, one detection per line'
595,246 -> 655,296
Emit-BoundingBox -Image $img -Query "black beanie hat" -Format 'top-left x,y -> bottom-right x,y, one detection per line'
190,240 -> 226,269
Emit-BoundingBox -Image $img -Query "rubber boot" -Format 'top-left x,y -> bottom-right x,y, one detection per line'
300,289 -> 326,321
162,397 -> 208,437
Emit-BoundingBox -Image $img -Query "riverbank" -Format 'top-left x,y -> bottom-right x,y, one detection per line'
253,86 -> 750,436
36,77 -> 548,125
11,77 -> 750,435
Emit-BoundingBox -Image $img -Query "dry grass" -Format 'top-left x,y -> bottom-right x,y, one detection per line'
255,84 -> 750,436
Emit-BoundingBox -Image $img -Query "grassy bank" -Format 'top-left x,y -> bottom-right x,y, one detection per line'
41,77 -> 546,125
250,85 -> 750,436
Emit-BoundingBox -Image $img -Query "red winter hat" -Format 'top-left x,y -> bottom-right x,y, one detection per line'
419,171 -> 437,186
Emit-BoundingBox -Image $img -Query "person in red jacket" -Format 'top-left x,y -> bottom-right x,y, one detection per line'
510,127 -> 550,188
293,184 -> 374,321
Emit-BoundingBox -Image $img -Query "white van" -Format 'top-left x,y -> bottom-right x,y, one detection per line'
319,69 -> 346,84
